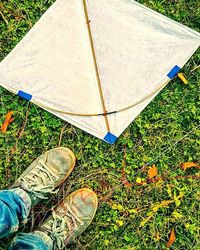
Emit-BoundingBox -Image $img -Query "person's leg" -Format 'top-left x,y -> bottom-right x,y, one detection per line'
0,189 -> 51,249
9,232 -> 52,250
0,147 -> 75,248
0,188 -> 31,239
8,188 -> 98,250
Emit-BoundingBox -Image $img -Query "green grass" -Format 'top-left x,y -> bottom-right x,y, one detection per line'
0,0 -> 200,249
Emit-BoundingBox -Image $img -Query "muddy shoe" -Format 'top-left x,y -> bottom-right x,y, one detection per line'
13,147 -> 76,206
34,188 -> 98,249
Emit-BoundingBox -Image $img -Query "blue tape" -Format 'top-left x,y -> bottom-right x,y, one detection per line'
167,65 -> 181,79
17,90 -> 32,101
104,132 -> 118,144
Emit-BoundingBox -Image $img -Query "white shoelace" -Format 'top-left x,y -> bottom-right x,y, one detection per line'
48,204 -> 84,249
19,158 -> 65,200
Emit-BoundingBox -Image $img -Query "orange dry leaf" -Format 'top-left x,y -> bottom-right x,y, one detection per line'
1,111 -> 14,133
148,164 -> 158,179
181,162 -> 200,171
11,146 -> 16,155
166,228 -> 176,248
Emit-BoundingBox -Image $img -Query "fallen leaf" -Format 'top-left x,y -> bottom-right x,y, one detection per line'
166,228 -> 176,248
148,164 -> 158,179
1,111 -> 14,133
11,146 -> 16,155
181,162 -> 200,171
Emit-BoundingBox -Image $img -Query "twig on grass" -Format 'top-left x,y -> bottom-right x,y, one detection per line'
191,64 -> 200,72
11,104 -> 30,154
0,10 -> 8,25
58,124 -> 67,146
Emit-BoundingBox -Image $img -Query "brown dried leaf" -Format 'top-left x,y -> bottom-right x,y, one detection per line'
166,228 -> 176,248
181,162 -> 200,171
1,111 -> 14,133
148,164 -> 158,179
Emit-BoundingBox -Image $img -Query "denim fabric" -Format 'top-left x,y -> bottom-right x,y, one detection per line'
9,233 -> 49,250
0,189 -> 29,239
0,189 -> 50,250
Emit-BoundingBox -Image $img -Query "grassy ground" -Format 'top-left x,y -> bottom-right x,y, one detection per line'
0,0 -> 200,249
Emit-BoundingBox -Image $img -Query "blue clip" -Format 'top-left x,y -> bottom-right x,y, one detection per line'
167,65 -> 181,79
104,132 -> 118,144
17,90 -> 32,101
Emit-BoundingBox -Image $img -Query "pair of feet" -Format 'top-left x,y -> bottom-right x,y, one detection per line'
12,147 -> 98,249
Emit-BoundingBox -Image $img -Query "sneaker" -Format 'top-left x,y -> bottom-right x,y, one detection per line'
12,147 -> 76,206
34,188 -> 98,249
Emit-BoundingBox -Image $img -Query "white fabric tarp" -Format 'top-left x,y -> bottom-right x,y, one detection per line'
0,0 -> 199,143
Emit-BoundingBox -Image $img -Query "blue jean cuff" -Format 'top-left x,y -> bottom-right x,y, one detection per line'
11,187 -> 32,223
34,231 -> 54,249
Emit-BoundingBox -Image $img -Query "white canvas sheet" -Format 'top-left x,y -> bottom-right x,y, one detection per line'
0,0 -> 199,143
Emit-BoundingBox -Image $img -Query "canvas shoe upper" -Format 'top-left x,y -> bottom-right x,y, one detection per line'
13,147 -> 76,206
35,188 -> 98,249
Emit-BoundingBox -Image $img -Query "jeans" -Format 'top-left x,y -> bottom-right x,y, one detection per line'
0,189 -> 51,250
